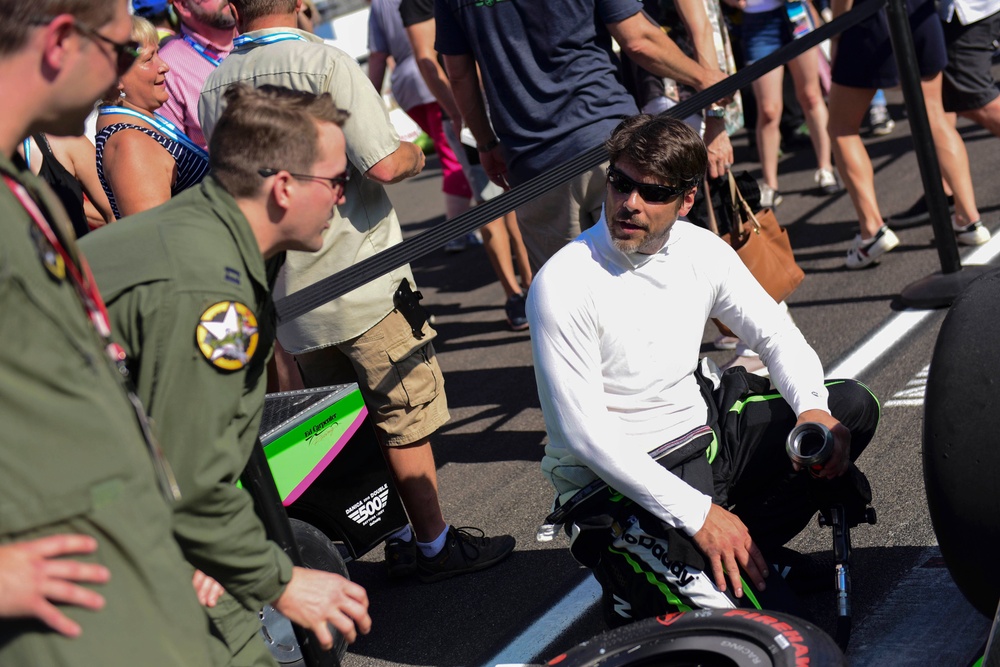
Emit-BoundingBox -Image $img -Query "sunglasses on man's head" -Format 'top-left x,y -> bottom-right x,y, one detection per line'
606,165 -> 690,203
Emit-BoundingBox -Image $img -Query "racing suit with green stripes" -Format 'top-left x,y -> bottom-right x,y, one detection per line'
528,217 -> 880,625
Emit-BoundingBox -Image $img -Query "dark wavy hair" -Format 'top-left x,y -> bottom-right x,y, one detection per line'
605,114 -> 707,190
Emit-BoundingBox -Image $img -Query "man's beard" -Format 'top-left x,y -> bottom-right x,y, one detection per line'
189,4 -> 237,30
608,214 -> 672,255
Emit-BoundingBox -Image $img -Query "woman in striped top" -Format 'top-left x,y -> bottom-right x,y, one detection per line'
96,16 -> 209,219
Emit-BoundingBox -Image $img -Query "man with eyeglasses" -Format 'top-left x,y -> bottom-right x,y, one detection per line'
527,114 -> 880,627
200,0 -> 515,590
81,83 -> 372,667
158,0 -> 237,150
0,0 -> 216,664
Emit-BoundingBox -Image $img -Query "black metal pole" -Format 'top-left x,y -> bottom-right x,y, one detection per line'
242,438 -> 339,667
884,0 -> 959,272
886,0 -> 993,306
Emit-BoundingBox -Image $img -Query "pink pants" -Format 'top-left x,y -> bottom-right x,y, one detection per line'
406,102 -> 473,199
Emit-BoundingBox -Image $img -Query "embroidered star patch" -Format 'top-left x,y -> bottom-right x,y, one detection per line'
195,301 -> 259,371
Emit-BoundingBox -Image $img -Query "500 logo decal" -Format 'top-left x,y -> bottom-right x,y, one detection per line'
346,484 -> 390,527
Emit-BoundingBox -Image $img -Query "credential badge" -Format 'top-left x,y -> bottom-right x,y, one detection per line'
195,301 -> 259,371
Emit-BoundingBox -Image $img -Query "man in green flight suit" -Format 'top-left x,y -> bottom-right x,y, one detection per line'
81,84 -> 372,666
0,0 -> 217,664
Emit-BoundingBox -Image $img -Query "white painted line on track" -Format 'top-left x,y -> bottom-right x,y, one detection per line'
826,234 -> 1000,380
480,577 -> 601,667
825,309 -> 935,380
483,235 -> 1000,667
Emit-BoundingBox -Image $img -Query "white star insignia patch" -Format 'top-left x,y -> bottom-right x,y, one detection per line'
195,301 -> 259,371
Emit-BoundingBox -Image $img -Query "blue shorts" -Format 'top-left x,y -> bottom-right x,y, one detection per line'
742,7 -> 795,64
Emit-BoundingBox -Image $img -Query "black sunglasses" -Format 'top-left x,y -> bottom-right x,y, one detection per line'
606,165 -> 690,203
29,16 -> 142,76
258,168 -> 351,191
73,21 -> 142,76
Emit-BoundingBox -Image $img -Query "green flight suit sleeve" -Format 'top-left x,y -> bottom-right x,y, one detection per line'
110,282 -> 293,612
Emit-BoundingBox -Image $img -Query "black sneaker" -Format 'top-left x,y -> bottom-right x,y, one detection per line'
417,526 -> 515,583
505,293 -> 529,331
384,535 -> 417,579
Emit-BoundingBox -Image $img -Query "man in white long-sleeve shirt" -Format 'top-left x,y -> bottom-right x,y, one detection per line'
527,114 -> 880,626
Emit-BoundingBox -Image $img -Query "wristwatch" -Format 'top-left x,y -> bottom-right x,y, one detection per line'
477,137 -> 500,152
705,105 -> 726,119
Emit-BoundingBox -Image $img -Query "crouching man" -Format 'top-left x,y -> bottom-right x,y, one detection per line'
527,114 -> 880,627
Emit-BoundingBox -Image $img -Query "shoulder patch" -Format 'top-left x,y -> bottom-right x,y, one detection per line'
195,301 -> 259,371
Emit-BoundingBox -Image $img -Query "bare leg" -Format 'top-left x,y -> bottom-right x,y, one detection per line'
922,73 -> 980,226
479,217 -> 521,299
959,97 -> 1000,137
382,439 -> 447,543
828,83 -> 882,238
787,47 -> 834,172
752,67 -> 785,191
445,193 -> 472,219
505,211 -> 532,291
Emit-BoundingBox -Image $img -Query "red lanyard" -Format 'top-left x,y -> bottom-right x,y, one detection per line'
3,175 -> 118,346
3,174 -> 180,501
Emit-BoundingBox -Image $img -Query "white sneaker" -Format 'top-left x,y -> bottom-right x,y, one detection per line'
845,225 -> 900,269
760,183 -> 783,208
954,219 -> 991,245
713,335 -> 740,350
869,104 -> 895,136
814,168 -> 841,194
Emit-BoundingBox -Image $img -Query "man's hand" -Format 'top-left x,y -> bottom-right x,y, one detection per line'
481,145 -> 510,190
691,504 -> 768,597
796,409 -> 852,479
192,569 -> 225,608
273,567 -> 372,649
703,117 -> 733,179
0,534 -> 110,638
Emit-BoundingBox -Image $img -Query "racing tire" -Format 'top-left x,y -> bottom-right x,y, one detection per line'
259,519 -> 350,665
545,608 -> 846,667
924,268 -> 1000,617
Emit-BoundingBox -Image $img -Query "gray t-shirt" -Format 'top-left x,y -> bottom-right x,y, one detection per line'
368,0 -> 436,111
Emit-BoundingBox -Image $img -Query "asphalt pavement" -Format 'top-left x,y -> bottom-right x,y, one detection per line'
335,86 -> 1000,667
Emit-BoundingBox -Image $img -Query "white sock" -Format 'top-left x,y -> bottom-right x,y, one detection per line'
417,525 -> 451,558
388,525 -> 413,543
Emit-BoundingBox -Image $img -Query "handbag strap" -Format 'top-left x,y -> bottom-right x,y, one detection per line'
727,171 -> 762,238
703,179 -> 720,235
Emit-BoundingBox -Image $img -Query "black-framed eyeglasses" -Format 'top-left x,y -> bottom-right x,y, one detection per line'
606,165 -> 690,204
258,168 -> 351,191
